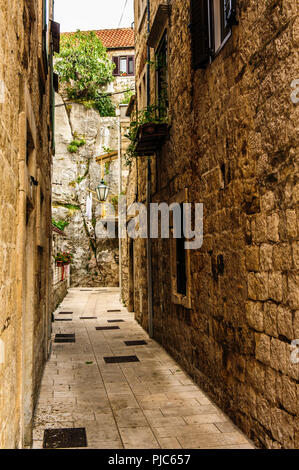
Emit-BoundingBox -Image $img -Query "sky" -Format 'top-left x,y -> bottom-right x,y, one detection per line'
54,0 -> 134,32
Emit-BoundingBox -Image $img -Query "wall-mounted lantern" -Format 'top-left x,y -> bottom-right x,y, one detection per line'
96,179 -> 110,202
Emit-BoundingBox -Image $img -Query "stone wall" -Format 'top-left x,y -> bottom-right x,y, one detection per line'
53,279 -> 68,312
127,0 -> 299,448
53,92 -> 131,287
0,0 -> 53,448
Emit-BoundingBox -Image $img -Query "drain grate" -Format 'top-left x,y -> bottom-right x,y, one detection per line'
43,427 -> 87,449
124,340 -> 147,346
54,338 -> 75,343
58,312 -> 73,315
107,320 -> 125,323
103,355 -> 139,364
55,319 -> 72,322
80,317 -> 97,319
107,309 -> 121,312
55,334 -> 75,338
54,334 -> 75,343
95,326 -> 120,331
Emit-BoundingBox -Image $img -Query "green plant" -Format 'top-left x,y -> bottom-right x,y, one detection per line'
104,161 -> 110,175
67,136 -> 86,154
55,31 -> 116,116
124,105 -> 168,166
111,195 -> 118,211
121,89 -> 134,104
52,219 -> 69,231
54,203 -> 81,211
54,251 -> 73,265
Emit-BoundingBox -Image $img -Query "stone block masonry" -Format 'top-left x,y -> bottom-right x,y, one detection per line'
125,0 -> 299,449
0,1 -> 54,448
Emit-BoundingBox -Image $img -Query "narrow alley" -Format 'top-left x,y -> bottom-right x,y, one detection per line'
33,288 -> 254,449
1,0 -> 298,453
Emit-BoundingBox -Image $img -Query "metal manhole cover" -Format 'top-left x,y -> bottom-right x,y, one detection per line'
95,326 -> 120,331
43,428 -> 87,448
124,340 -> 147,346
103,356 -> 139,364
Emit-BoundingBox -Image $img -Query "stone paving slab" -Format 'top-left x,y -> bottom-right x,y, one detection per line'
32,288 -> 255,449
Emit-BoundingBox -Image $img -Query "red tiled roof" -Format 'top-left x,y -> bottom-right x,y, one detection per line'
62,28 -> 135,49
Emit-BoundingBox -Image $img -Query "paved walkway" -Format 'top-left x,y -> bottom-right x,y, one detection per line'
32,288 -> 254,449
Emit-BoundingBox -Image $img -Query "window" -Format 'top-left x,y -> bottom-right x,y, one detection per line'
112,56 -> 135,76
176,204 -> 187,296
156,33 -> 168,118
190,0 -> 237,69
137,67 -> 147,110
170,190 -> 192,309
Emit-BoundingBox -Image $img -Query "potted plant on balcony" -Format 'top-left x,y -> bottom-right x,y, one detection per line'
124,105 -> 168,165
54,251 -> 73,266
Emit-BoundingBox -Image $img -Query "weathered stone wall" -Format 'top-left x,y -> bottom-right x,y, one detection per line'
107,48 -> 135,106
52,229 -> 69,310
0,0 -> 53,448
53,93 -> 131,287
53,279 -> 68,311
127,0 -> 299,448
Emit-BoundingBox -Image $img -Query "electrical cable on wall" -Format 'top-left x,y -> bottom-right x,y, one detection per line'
54,87 -> 135,107
118,0 -> 129,28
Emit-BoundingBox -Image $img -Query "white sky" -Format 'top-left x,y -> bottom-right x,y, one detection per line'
54,0 -> 134,32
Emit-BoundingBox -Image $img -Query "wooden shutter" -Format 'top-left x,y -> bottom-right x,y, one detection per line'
51,21 -> 60,53
128,56 -> 135,75
224,0 -> 237,26
112,56 -> 119,76
190,0 -> 210,69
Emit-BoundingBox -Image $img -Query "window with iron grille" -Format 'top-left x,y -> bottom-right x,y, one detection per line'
112,56 -> 135,76
190,0 -> 237,69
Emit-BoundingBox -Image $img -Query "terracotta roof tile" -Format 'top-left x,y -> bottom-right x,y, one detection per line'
62,28 -> 135,49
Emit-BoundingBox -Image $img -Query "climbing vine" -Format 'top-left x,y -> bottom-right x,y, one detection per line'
55,31 -> 116,116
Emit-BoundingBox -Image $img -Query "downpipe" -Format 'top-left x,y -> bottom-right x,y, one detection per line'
146,0 -> 153,338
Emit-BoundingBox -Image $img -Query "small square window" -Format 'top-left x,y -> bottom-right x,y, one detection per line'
112,56 -> 135,76
190,0 -> 236,69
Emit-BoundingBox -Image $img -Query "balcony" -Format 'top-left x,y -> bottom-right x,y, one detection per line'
135,122 -> 168,156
